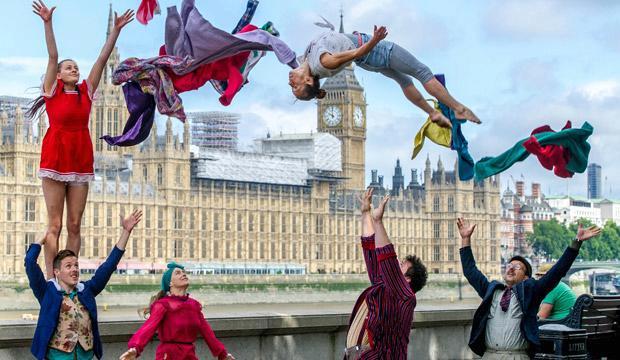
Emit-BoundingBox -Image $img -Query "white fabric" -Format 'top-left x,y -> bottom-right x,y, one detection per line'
38,169 -> 94,183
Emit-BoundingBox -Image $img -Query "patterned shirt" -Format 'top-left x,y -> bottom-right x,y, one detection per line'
48,290 -> 94,358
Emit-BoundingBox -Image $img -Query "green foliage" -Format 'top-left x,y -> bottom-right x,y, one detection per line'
528,218 -> 620,261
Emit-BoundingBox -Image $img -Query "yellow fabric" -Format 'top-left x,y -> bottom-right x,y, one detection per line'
346,300 -> 370,348
411,101 -> 452,159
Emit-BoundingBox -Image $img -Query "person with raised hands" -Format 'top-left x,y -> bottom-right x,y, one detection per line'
344,188 -> 427,359
457,217 -> 601,359
27,0 -> 134,279
25,210 -> 142,360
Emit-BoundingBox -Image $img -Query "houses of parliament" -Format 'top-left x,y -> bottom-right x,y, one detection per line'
0,14 -> 501,277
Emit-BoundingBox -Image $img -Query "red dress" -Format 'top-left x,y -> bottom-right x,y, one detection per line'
127,295 -> 228,360
39,79 -> 94,182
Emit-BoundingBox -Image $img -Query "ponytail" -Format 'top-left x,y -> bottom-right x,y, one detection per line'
141,290 -> 167,318
298,75 -> 326,101
25,96 -> 46,120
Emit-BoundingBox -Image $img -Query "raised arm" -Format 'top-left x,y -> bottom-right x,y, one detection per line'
87,9 -> 134,92
24,235 -> 48,302
359,188 -> 379,284
533,224 -> 601,300
372,195 -> 415,299
32,1 -> 58,95
87,210 -> 142,296
457,218 -> 491,298
320,25 -> 387,70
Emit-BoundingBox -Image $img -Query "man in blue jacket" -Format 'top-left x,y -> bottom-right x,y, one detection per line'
457,217 -> 600,359
25,210 -> 142,360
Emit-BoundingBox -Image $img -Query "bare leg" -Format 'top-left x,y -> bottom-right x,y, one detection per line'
42,178 -> 66,279
65,184 -> 89,256
423,78 -> 481,124
402,84 -> 451,128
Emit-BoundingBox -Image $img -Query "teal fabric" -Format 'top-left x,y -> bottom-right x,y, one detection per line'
63,288 -> 78,301
161,262 -> 185,292
474,122 -> 593,180
47,345 -> 94,360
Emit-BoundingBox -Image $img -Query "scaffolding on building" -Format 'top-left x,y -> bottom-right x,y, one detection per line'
189,111 -> 240,150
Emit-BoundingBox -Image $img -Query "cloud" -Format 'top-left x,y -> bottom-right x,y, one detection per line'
507,59 -> 560,95
482,0 -> 571,40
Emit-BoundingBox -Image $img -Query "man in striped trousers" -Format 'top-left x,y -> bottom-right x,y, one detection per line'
345,188 -> 428,359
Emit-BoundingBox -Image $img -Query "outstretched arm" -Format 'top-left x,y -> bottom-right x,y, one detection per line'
32,1 -> 58,95
197,306 -> 233,360
24,235 -> 48,302
320,25 -> 387,70
87,210 -> 142,296
120,301 -> 167,359
87,9 -> 134,92
534,224 -> 601,300
358,188 -> 379,284
457,218 -> 491,298
373,195 -> 415,299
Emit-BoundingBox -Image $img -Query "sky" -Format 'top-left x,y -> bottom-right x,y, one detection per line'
1,0 -> 620,198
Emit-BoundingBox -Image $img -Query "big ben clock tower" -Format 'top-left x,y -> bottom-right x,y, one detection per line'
317,15 -> 367,190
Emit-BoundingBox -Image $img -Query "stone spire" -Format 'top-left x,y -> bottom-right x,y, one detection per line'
106,3 -> 114,39
165,117 -> 173,147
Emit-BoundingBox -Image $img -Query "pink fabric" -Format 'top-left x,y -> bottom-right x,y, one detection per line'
137,0 -> 159,25
158,24 -> 258,106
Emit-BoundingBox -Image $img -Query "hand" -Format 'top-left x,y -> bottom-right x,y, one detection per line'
576,224 -> 601,242
119,348 -> 137,360
457,217 -> 476,239
225,354 -> 236,360
121,209 -> 143,233
32,0 -> 56,23
358,188 -> 373,213
371,25 -> 388,43
114,9 -> 135,32
371,195 -> 389,222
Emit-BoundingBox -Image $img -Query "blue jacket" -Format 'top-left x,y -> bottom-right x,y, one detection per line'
24,243 -> 125,360
459,245 -> 578,356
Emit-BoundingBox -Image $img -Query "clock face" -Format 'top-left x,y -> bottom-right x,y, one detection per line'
354,106 -> 364,127
323,106 -> 342,126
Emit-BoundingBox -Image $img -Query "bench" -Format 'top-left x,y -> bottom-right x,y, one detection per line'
536,294 -> 620,359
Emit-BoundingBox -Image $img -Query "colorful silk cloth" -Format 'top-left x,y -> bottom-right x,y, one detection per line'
137,0 -> 160,25
112,55 -> 191,121
411,74 -> 475,181
474,121 -> 593,180
101,81 -> 156,146
523,121 -> 573,177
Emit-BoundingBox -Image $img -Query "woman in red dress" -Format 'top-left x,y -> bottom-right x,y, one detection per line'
27,1 -> 134,278
119,263 -> 236,360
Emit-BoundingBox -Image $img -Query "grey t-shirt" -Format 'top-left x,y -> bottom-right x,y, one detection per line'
302,31 -> 356,78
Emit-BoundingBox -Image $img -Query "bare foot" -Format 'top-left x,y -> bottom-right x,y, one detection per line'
454,107 -> 481,124
430,110 -> 452,129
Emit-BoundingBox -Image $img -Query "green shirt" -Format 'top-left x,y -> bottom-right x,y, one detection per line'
541,281 -> 577,320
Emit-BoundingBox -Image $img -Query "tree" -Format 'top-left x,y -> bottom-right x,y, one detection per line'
529,218 -> 620,261
527,219 -> 571,259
